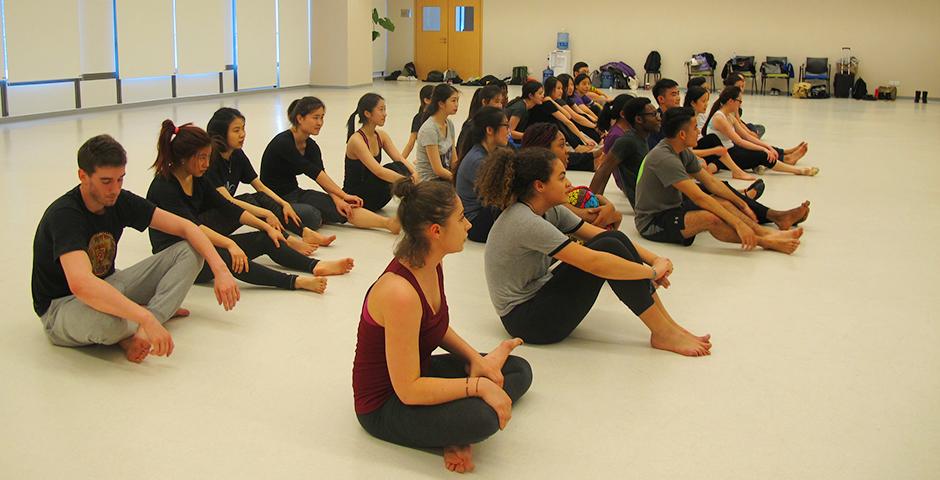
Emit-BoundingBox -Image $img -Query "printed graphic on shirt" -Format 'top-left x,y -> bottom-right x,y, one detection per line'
87,231 -> 116,276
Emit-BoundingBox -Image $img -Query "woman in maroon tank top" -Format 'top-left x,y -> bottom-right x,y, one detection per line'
352,179 -> 532,473
343,93 -> 417,212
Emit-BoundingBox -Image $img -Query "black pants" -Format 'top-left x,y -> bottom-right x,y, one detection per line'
718,181 -> 770,224
727,146 -> 782,170
282,188 -> 348,229
344,162 -> 412,212
501,231 -> 655,344
205,192 -> 318,237
194,231 -> 318,290
696,134 -> 725,167
467,206 -> 500,243
566,151 -> 595,172
357,354 -> 532,449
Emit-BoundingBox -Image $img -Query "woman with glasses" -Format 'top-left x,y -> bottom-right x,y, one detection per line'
705,87 -> 818,176
453,107 -> 508,242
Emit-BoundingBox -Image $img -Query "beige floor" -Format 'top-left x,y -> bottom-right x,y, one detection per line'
0,81 -> 937,479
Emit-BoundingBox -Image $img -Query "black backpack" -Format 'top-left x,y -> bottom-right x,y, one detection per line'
426,70 -> 444,82
852,78 -> 868,100
404,62 -> 417,77
644,51 -> 661,72
510,66 -> 529,85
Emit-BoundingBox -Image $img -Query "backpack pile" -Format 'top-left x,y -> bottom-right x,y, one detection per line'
598,62 -> 637,90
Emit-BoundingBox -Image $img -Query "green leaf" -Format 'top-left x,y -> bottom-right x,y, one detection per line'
372,30 -> 380,41
378,17 -> 395,32
372,8 -> 379,24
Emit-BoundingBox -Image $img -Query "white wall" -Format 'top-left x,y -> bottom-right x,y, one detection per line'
481,0 -> 940,96
384,0 -> 940,96
385,0 -> 414,73
309,0 -> 373,87
373,0 -> 388,73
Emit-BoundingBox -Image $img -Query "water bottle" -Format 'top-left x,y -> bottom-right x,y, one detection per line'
543,57 -> 554,82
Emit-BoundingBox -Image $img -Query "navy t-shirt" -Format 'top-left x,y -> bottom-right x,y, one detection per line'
205,149 -> 258,196
146,175 -> 243,253
31,186 -> 156,316
260,130 -> 325,196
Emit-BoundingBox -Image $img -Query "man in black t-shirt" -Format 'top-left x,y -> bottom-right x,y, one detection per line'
31,135 -> 240,363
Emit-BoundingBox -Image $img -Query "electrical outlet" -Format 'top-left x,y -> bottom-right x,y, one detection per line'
890,80 -> 901,86
400,9 -> 412,18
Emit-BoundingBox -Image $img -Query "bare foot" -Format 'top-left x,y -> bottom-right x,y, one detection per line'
313,258 -> 355,276
444,445 -> 475,473
650,329 -> 712,357
783,147 -> 807,165
295,276 -> 328,294
770,203 -> 811,230
118,331 -> 151,363
286,235 -> 318,256
799,166 -> 819,176
758,234 -> 800,254
485,338 -> 524,370
794,201 -> 811,225
303,229 -> 336,247
706,163 -> 719,174
732,170 -> 757,181
782,226 -> 804,239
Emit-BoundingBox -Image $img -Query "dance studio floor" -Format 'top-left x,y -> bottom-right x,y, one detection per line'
0,81 -> 937,479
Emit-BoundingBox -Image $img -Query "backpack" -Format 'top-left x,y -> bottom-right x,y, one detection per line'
426,70 -> 444,82
852,78 -> 868,100
809,84 -> 830,99
720,60 -> 734,79
644,51 -> 661,72
383,70 -> 401,81
760,62 -> 782,75
404,62 -> 417,77
793,81 -> 812,98
691,52 -> 717,71
591,69 -> 602,88
600,61 -> 637,79
444,69 -> 462,84
510,66 -> 529,85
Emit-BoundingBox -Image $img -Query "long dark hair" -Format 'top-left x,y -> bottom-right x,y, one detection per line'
392,178 -> 458,268
506,80 -> 543,109
520,122 -> 559,149
683,86 -> 708,109
475,146 -> 558,210
416,84 -> 434,115
153,119 -> 212,178
573,73 -> 591,93
468,85 -> 502,119
287,96 -> 325,127
556,74 -> 574,102
347,93 -> 384,140
704,86 -> 741,133
422,83 -> 459,123
597,93 -> 633,131
454,106 -> 506,174
543,76 -> 560,99
206,107 -> 245,167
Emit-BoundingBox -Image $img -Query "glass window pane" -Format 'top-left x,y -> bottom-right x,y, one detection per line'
455,6 -> 474,32
422,7 -> 441,32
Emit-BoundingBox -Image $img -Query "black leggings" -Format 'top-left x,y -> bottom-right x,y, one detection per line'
727,145 -> 783,170
696,134 -> 725,166
344,162 -> 412,212
194,231 -> 318,290
282,188 -> 348,229
500,231 -> 655,344
467,206 -> 500,243
357,354 -> 532,449
566,151 -> 595,172
720,181 -> 770,224
203,192 -> 318,238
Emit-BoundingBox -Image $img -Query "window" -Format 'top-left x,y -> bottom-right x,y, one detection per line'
422,6 -> 440,32
455,6 -> 473,32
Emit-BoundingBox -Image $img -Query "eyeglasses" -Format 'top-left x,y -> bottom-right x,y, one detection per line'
639,111 -> 661,117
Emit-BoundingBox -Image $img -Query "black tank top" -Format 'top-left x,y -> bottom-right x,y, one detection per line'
344,130 -> 384,189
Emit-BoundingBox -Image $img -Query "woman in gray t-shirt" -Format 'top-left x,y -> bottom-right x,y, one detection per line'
415,84 -> 459,182
478,147 -> 712,357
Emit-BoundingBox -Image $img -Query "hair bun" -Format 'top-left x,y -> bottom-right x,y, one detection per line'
392,177 -> 417,200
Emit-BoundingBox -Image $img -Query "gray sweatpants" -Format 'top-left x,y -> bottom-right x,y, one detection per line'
40,242 -> 204,347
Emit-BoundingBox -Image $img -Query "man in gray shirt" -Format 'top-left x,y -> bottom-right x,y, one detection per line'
634,108 -> 804,254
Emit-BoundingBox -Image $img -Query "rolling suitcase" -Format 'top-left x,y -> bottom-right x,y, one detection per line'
834,73 -> 854,98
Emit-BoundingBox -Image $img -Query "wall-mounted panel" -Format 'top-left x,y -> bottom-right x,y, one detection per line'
236,0 -> 278,89
80,79 -> 118,108
78,0 -> 116,74
176,0 -> 229,74
121,77 -> 172,104
7,83 -> 76,116
5,0 -> 81,82
115,0 -> 175,78
278,0 -> 311,87
177,74 -> 221,98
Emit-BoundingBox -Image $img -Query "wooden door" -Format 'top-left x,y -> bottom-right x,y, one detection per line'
447,0 -> 481,79
415,0 -> 448,80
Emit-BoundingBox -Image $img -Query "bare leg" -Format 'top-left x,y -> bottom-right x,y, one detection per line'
295,276 -> 328,294
302,227 -> 336,247
347,207 -> 401,234
638,302 -> 711,357
650,293 -> 711,344
782,142 -> 808,156
313,258 -> 355,276
682,210 -> 801,254
444,445 -> 475,473
715,151 -> 756,180
772,161 -> 818,176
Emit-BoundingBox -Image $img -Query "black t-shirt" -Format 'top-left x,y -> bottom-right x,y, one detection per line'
506,101 -> 530,133
528,100 -> 559,126
146,175 -> 244,253
205,149 -> 258,195
410,112 -> 424,134
31,186 -> 156,316
259,130 -> 325,197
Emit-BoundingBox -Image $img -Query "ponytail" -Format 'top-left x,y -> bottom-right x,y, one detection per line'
287,96 -> 325,127
392,178 -> 458,268
704,86 -> 741,133
475,146 -> 557,210
454,106 -> 506,174
346,93 -> 385,140
152,119 -> 212,178
597,93 -> 633,131
422,83 -> 459,124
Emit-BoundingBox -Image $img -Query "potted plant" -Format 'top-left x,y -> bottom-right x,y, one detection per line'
372,8 -> 395,41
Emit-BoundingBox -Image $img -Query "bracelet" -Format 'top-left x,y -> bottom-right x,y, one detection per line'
475,377 -> 481,396
650,266 -> 658,280
465,377 -> 470,398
